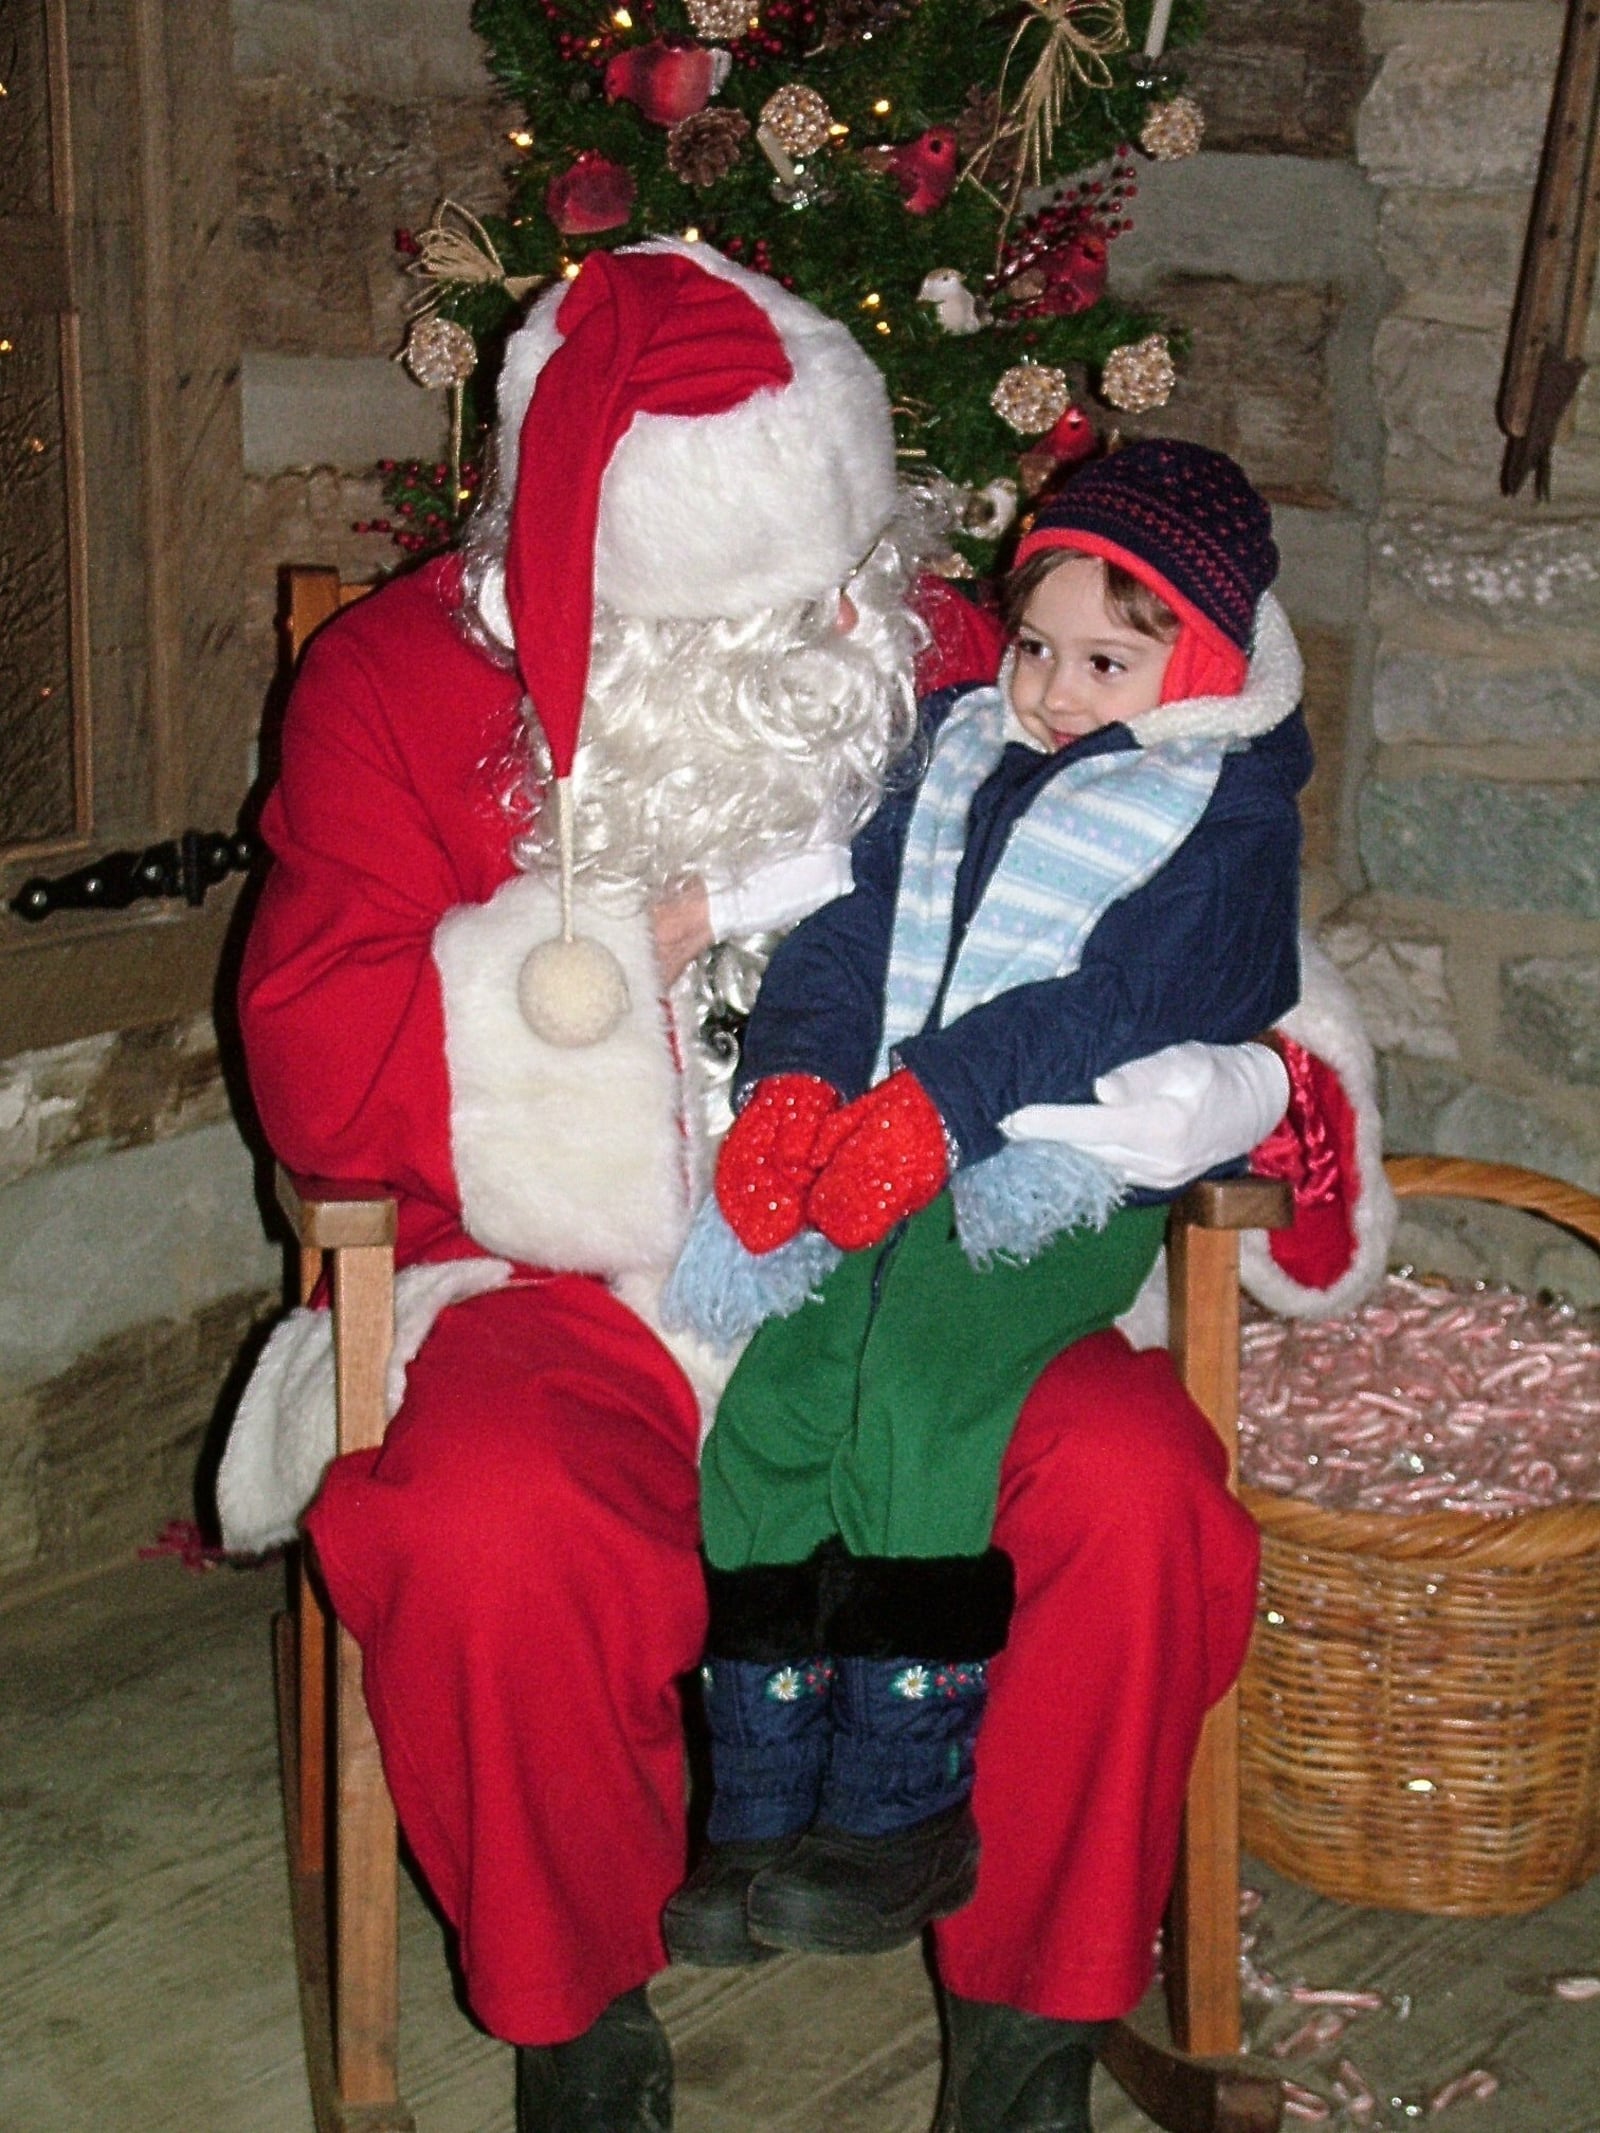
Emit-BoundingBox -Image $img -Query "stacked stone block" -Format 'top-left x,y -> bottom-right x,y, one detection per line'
234,0 -> 516,702
1346,0 -> 1600,1300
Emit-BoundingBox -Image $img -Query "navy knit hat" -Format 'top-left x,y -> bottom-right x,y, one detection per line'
1016,439 -> 1277,651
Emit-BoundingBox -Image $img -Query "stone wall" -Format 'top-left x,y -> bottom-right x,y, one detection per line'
234,0 -> 516,706
1343,0 -> 1600,1300
0,1018 -> 281,1599
1109,0 -> 1380,947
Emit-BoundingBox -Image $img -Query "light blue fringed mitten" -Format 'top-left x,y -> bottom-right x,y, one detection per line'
661,1197 -> 843,1351
951,1139 -> 1125,1268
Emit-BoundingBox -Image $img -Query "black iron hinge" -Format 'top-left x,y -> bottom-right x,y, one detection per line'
9,829 -> 259,923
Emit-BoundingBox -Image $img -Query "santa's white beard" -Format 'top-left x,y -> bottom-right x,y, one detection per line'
506,532 -> 925,902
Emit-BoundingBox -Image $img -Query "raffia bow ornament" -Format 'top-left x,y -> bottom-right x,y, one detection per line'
405,200 -> 544,318
978,0 -> 1129,230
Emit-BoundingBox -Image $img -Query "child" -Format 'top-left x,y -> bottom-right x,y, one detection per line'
663,439 -> 1309,1970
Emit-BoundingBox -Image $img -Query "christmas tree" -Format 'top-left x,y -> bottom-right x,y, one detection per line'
383,0 -> 1207,565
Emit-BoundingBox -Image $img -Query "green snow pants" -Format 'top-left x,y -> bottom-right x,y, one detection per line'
699,1195 -> 1167,1569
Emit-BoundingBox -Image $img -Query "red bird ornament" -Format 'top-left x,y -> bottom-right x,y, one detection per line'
862,128 -> 959,215
604,38 -> 731,126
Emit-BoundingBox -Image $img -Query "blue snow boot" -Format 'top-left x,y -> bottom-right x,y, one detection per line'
662,1557 -> 831,1968
746,1547 -> 1013,1958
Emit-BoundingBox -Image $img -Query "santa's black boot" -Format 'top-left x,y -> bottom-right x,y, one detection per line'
746,1548 -> 1013,1958
935,1992 -> 1111,2133
514,1986 -> 673,2133
662,1557 -> 831,1968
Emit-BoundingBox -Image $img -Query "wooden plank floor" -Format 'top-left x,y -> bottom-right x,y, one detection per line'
4,1555 -> 1600,2132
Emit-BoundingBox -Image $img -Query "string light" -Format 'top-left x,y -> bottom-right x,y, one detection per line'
561,259 -> 581,279
872,97 -> 890,114
875,319 -> 891,335
508,129 -> 534,149
0,339 -> 12,354
682,226 -> 701,241
612,6 -> 633,22
861,292 -> 881,308
828,121 -> 850,137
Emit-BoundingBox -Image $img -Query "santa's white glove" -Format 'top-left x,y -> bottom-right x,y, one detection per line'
704,845 -> 854,938
1000,1040 -> 1290,1191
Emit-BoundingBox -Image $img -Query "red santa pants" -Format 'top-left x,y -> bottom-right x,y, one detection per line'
305,1276 -> 1259,2046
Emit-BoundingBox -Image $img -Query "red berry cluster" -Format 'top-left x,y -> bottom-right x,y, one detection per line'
537,0 -> 662,67
721,233 -> 777,275
358,457 -> 484,558
995,144 -> 1138,287
727,0 -> 815,67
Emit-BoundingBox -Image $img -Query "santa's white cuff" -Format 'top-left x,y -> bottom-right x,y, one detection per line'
433,874 -> 690,1273
704,844 -> 854,937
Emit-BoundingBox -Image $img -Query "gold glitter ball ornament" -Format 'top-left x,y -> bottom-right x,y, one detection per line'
1139,95 -> 1205,162
760,83 -> 834,157
1100,334 -> 1176,412
404,313 -> 478,389
685,0 -> 753,36
990,362 -> 1073,436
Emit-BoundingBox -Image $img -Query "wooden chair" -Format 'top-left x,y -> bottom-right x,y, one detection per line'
267,563 -> 1294,2132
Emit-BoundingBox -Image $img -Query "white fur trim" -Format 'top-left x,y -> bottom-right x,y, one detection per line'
216,1257 -> 513,1554
1116,1256 -> 1169,1350
1240,935 -> 1398,1318
614,1267 -> 740,1443
434,875 -> 692,1273
483,238 -> 898,631
1131,595 -> 1303,749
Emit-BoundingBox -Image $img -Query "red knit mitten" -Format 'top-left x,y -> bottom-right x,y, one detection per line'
715,1074 -> 842,1254
805,1069 -> 950,1250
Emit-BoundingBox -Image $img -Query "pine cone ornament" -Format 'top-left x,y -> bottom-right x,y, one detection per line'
1140,95 -> 1205,162
685,0 -> 753,37
991,362 -> 1073,435
403,313 -> 478,389
954,86 -> 1022,194
667,106 -> 752,187
1100,333 -> 1177,412
760,83 -> 834,157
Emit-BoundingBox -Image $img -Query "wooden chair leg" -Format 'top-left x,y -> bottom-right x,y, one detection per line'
296,1553 -> 329,1879
1101,1189 -> 1287,2133
273,1189 -> 412,2133
335,1619 -> 402,2109
1165,1217 -> 1245,2061
328,1241 -> 405,2120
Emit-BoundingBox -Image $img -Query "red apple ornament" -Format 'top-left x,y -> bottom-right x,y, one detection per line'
546,153 -> 638,235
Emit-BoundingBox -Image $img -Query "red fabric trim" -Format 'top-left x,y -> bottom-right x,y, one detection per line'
1011,528 -> 1247,704
505,252 -> 793,777
1250,1036 -> 1362,1291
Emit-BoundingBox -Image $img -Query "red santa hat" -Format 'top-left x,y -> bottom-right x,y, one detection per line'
477,239 -> 899,1045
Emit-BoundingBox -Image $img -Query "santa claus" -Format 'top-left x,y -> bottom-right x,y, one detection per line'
218,240 -> 1389,2132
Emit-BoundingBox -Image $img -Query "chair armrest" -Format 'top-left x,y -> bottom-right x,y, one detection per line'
275,1166 -> 398,1252
1171,1176 -> 1292,1232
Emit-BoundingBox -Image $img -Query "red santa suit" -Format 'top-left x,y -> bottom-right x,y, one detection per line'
219,241 -> 1388,2051
223,551 -> 1257,2042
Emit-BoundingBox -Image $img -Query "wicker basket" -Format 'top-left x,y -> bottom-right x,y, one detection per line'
1238,1156 -> 1600,1916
